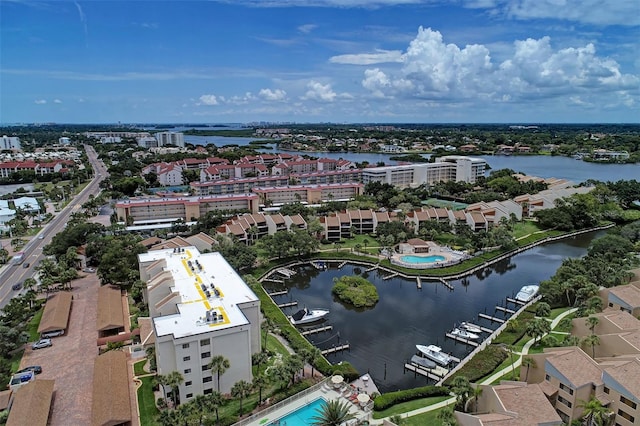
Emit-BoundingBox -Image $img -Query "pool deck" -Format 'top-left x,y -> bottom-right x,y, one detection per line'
242,377 -> 374,426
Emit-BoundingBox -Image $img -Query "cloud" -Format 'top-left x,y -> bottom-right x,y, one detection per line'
259,88 -> 287,101
462,0 -> 639,27
330,49 -> 403,65
53,99 -> 62,103
298,24 -> 317,34
302,81 -> 337,102
0,69 -> 220,81
74,1 -> 88,46
34,99 -> 46,104
198,95 -> 219,106
360,27 -> 639,104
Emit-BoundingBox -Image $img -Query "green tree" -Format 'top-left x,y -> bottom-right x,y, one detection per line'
582,334 -> 601,359
310,399 -> 356,426
535,302 -> 551,317
207,391 -> 224,425
252,372 -> 270,406
578,396 -> 614,426
522,357 -> 537,382
450,376 -> 473,412
435,405 -> 458,426
586,316 -> 600,334
230,380 -> 252,417
165,371 -> 184,407
526,318 -> 551,345
209,355 -> 230,393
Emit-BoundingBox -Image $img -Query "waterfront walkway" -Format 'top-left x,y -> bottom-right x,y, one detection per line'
370,307 -> 579,424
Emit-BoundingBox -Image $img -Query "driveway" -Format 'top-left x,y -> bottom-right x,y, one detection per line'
19,272 -> 100,425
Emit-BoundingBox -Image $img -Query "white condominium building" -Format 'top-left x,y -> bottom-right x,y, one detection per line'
1,136 -> 21,150
138,248 -> 260,400
155,131 -> 185,148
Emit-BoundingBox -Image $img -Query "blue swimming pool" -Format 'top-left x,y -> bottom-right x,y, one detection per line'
270,397 -> 326,426
400,255 -> 445,264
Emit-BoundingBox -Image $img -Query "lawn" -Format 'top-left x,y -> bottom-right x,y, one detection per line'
134,359 -> 148,376
26,308 -> 44,342
512,221 -> 542,239
402,405 -> 457,426
138,376 -> 160,426
372,396 -> 451,419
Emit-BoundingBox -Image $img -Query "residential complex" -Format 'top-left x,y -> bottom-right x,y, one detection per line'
0,136 -> 21,150
138,247 -> 260,400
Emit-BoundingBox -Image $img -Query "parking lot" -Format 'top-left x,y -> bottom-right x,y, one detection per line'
19,272 -> 100,425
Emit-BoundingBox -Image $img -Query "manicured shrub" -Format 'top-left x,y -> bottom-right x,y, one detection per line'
444,345 -> 508,384
373,385 -> 450,411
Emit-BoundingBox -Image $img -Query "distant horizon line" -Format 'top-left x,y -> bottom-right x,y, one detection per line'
2,122 -> 639,126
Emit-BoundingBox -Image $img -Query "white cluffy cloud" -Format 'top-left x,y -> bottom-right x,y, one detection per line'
198,94 -> 219,105
360,26 -> 638,104
53,99 -> 62,104
34,99 -> 47,104
330,49 -> 403,65
302,81 -> 337,102
259,88 -> 287,101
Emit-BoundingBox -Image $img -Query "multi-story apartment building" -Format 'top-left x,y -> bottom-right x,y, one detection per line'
155,132 -> 185,148
138,248 -> 260,400
252,183 -> 363,206
1,136 -> 21,150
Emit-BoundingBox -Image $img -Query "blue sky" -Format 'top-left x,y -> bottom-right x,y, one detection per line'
1,0 -> 638,124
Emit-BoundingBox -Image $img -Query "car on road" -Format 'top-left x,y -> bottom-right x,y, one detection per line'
41,329 -> 64,338
32,339 -> 52,350
38,235 -> 44,240
11,282 -> 22,291
83,267 -> 95,273
23,262 -> 30,268
17,365 -> 42,375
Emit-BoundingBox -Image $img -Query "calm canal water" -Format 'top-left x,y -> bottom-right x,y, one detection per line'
264,230 -> 605,392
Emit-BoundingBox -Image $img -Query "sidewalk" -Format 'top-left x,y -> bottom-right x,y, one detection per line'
370,307 -> 579,424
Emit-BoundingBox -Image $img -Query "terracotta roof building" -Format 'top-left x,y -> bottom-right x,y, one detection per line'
37,292 -> 72,334
91,350 -> 132,426
96,285 -> 125,337
6,380 -> 55,426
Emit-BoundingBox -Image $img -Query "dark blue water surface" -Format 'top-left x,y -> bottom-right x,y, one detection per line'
264,231 -> 605,392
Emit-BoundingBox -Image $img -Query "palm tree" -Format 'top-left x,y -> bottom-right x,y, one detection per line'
526,318 -> 551,345
285,354 -> 304,385
465,385 -> 483,413
578,396 -> 613,426
253,372 -> 270,405
310,399 -> 355,426
435,405 -> 458,426
207,391 -> 224,424
586,316 -> 600,334
522,357 -> 537,382
261,318 -> 274,351
155,374 -> 171,407
165,371 -> 184,407
231,380 -> 253,417
450,376 -> 472,412
252,351 -> 269,375
363,238 -> 369,252
535,302 -> 551,317
583,334 -> 601,359
191,394 -> 209,425
209,355 -> 230,393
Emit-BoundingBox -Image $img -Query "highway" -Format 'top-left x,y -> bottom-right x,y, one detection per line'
0,144 -> 108,308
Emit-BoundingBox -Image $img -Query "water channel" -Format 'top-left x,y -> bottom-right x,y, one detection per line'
263,230 -> 606,392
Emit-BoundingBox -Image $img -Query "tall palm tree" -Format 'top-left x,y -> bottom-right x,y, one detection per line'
310,399 -> 355,426
583,334 -> 601,359
261,318 -> 274,351
435,405 -> 458,426
209,355 -> 230,393
522,357 -> 537,382
165,371 -> 184,407
253,372 -> 270,405
231,380 -> 253,417
252,351 -> 269,375
586,316 -> 600,334
155,374 -> 171,406
578,396 -> 613,426
450,376 -> 472,412
207,391 -> 224,425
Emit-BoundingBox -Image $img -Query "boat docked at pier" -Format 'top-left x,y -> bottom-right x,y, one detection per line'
450,327 -> 479,340
459,322 -> 482,334
410,355 -> 436,369
288,307 -> 329,325
515,285 -> 539,302
416,344 -> 453,366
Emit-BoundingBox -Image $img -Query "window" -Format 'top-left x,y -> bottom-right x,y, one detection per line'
201,352 -> 211,359
608,302 -> 613,307
200,339 -> 210,346
545,374 -> 550,381
203,376 -> 212,383
186,393 -> 193,399
185,381 -> 192,386
604,387 -> 610,394
184,369 -> 191,374
182,343 -> 190,349
202,365 -> 211,371
620,395 -> 637,410
204,389 -> 213,395
617,409 -> 634,422
559,383 -> 574,395
183,356 -> 191,362
557,396 -> 572,408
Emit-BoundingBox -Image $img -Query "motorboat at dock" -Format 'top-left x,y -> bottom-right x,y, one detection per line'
410,355 -> 437,369
450,327 -> 479,340
416,344 -> 453,366
288,307 -> 329,325
515,285 -> 540,302
459,322 -> 482,334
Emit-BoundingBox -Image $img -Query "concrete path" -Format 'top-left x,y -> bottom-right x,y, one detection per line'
370,307 -> 578,424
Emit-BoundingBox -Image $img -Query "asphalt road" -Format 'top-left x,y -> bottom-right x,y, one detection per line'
0,144 -> 108,309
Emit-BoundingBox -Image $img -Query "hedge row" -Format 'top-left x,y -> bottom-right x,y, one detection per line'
373,385 -> 450,411
444,345 -> 508,384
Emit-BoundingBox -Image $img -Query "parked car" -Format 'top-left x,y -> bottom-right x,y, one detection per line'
17,365 -> 42,375
41,330 -> 64,338
11,282 -> 22,291
32,339 -> 52,350
83,267 -> 95,273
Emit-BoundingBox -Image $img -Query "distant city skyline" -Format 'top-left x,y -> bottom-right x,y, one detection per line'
1,0 -> 638,124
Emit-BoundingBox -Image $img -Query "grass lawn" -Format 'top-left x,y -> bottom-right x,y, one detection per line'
265,333 -> 290,358
512,221 -> 542,239
27,308 -> 44,342
134,359 -> 148,376
138,376 -> 160,426
548,307 -> 572,320
10,350 -> 25,373
402,405 -> 457,426
372,396 -> 451,419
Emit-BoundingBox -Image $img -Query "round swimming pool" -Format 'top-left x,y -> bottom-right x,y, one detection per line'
400,255 -> 446,264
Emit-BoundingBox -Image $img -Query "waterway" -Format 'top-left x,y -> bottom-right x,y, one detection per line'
263,230 -> 606,392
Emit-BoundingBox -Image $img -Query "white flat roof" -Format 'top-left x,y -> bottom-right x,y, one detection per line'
139,248 -> 259,339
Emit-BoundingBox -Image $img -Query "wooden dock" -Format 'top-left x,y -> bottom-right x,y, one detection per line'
268,290 -> 288,297
495,306 -> 516,314
277,301 -> 298,308
383,273 -> 399,280
263,278 -> 285,284
416,277 -> 422,289
461,322 -> 494,334
478,313 -> 506,323
404,363 -> 448,380
365,265 -> 378,272
439,278 -> 454,290
506,297 -> 526,306
338,261 -> 347,269
445,332 -> 480,347
321,344 -> 350,356
301,326 -> 333,336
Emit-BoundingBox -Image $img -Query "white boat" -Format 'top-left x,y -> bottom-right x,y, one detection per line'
410,355 -> 436,369
288,307 -> 329,325
515,285 -> 540,302
416,344 -> 453,366
451,327 -> 479,340
459,322 -> 482,334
